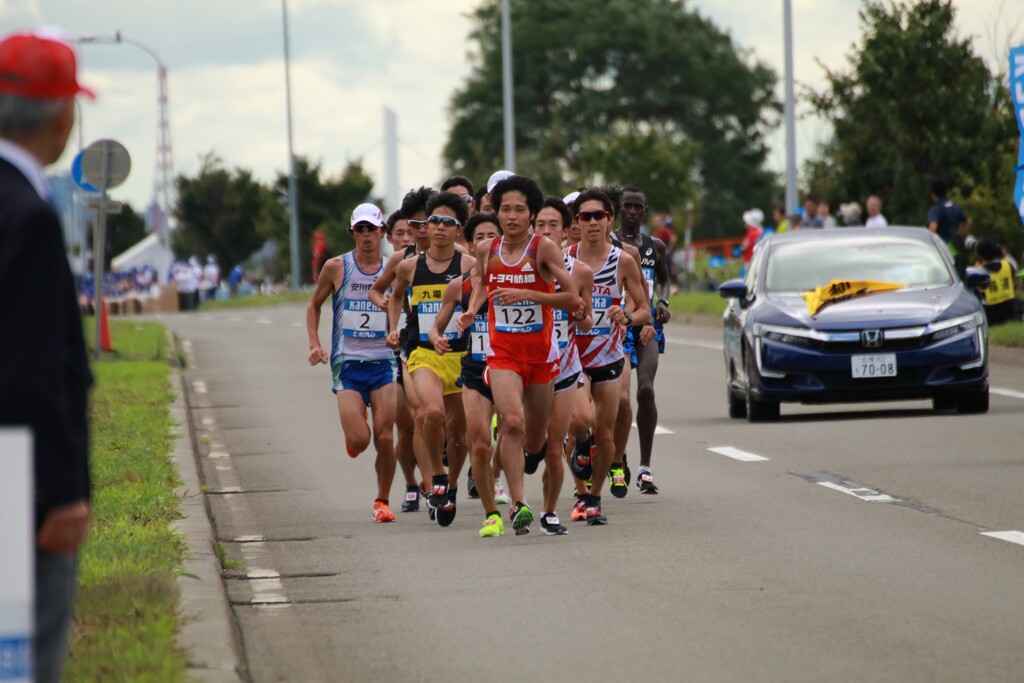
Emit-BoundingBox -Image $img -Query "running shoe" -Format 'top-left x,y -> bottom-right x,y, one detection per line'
523,449 -> 544,476
428,507 -> 436,522
494,479 -> 509,505
637,471 -> 659,495
608,467 -> 628,499
479,514 -> 504,538
401,487 -> 420,513
467,467 -> 479,499
570,496 -> 588,522
436,490 -> 457,527
585,497 -> 607,526
427,475 -> 449,509
571,433 -> 593,480
510,501 -> 534,535
622,453 -> 631,487
540,513 -> 568,536
372,501 -> 396,523
491,414 -> 499,446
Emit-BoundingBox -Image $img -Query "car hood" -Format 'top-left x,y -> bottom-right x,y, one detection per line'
763,287 -> 972,329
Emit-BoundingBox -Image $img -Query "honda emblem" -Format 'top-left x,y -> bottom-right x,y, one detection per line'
861,329 -> 883,348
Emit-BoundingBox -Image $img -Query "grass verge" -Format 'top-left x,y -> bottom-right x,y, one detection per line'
989,321 -> 1024,348
667,291 -> 729,317
197,290 -> 310,311
82,318 -> 168,360
65,322 -> 187,682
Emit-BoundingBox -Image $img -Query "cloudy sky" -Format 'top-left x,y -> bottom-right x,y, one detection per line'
2,0 -> 1019,212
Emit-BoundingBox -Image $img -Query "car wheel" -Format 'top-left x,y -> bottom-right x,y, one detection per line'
727,363 -> 747,419
955,387 -> 989,414
932,393 -> 957,411
744,349 -> 780,423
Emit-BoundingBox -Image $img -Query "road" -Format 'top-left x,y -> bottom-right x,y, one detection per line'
162,304 -> 1024,683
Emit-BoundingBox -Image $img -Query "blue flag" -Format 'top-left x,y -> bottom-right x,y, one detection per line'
1011,46 -> 1024,227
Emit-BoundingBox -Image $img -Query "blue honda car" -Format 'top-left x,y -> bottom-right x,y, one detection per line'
720,228 -> 990,421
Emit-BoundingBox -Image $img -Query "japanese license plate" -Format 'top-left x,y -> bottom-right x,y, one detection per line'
851,354 -> 897,378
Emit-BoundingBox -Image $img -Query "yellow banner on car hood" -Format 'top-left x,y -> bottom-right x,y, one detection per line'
801,280 -> 904,316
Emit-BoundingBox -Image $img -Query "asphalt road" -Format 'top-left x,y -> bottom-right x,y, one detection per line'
162,304 -> 1024,683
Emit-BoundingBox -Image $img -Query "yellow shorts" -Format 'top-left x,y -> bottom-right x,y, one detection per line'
406,348 -> 465,396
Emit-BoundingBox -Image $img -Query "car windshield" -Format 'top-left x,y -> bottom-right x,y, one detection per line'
764,238 -> 953,293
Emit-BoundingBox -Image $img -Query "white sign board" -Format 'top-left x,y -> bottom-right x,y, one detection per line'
0,429 -> 33,683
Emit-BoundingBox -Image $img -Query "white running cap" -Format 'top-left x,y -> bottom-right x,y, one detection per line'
350,202 -> 384,227
562,191 -> 580,206
486,170 -> 514,193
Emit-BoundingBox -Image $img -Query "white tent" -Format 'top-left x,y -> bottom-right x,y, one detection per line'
111,233 -> 174,284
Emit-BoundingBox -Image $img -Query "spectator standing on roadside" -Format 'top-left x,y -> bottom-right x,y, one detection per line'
228,263 -> 244,297
927,180 -> 971,276
819,200 -> 837,229
865,195 -> 888,228
773,204 -> 790,234
839,201 -> 862,227
203,255 -> 219,301
799,196 -> 824,229
311,230 -> 329,283
739,209 -> 764,275
0,30 -> 94,683
975,239 -> 1017,325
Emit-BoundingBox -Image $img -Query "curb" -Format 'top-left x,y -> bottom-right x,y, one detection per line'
169,361 -> 245,682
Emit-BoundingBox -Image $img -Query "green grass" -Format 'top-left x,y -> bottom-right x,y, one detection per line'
197,290 -> 310,311
667,291 -> 729,317
83,319 -> 168,360
989,320 -> 1024,348
65,323 -> 186,682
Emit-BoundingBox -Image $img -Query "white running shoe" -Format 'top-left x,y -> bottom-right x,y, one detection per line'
494,478 -> 509,505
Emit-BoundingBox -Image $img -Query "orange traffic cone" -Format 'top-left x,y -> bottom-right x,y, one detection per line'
100,298 -> 112,352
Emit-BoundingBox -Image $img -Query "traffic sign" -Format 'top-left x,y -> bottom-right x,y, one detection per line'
80,139 -> 131,190
71,150 -> 99,193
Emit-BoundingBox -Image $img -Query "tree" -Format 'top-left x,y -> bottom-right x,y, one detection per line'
807,1 -> 998,226
443,0 -> 779,236
269,157 -> 375,284
173,153 -> 268,273
102,202 -> 147,269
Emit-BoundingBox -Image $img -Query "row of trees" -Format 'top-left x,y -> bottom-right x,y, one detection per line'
172,154 -> 373,283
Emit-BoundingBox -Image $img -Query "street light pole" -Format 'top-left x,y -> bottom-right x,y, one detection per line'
77,32 -> 174,248
783,0 -> 798,217
501,0 -> 516,172
282,0 -> 301,289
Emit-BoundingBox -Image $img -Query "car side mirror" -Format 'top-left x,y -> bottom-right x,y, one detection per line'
964,267 -> 990,291
719,278 -> 749,302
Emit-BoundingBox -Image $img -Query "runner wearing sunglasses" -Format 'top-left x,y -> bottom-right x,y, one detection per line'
370,187 -> 436,513
567,189 -> 650,525
458,175 -> 582,535
306,203 -> 398,523
388,192 -> 473,527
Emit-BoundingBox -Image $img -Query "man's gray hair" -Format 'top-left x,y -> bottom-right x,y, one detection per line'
0,93 -> 68,138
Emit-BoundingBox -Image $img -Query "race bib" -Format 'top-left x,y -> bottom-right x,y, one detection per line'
643,266 -> 656,307
342,299 -> 386,338
553,308 -> 569,349
417,302 -> 461,342
580,295 -> 612,336
470,318 -> 491,360
493,301 -> 542,333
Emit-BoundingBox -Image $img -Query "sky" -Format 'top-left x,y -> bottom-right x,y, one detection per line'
1,0 -> 1020,214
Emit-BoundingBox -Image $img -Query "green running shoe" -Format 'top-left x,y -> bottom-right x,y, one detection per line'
510,502 -> 534,535
609,467 -> 628,499
479,514 -> 504,538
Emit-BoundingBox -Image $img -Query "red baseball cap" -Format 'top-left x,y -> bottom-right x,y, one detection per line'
0,32 -> 95,100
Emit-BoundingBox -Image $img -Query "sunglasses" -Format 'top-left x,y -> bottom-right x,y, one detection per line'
427,215 -> 462,227
408,219 -> 429,229
578,210 -> 610,223
460,194 -> 474,204
351,222 -> 380,233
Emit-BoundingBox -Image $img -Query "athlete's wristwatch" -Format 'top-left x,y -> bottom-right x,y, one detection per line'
623,311 -> 634,325
657,299 -> 669,308
573,310 -> 586,321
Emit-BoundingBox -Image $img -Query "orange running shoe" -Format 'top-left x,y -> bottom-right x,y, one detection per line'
570,495 -> 588,522
372,501 -> 396,523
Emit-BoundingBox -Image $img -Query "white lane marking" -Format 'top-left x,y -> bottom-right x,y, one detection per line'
816,481 -> 897,503
992,387 -> 1024,400
290,322 -> 304,328
631,421 -> 675,435
666,336 -> 723,351
217,485 -> 243,493
981,530 -> 1024,547
708,446 -> 769,462
208,450 -> 230,459
215,465 -> 232,471
255,318 -> 273,325
229,316 -> 242,323
201,417 -> 216,427
235,535 -> 266,543
247,568 -> 280,579
192,380 -> 207,394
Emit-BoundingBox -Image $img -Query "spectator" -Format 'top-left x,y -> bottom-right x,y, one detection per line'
773,204 -> 790,234
203,255 -> 220,301
819,200 -> 837,229
839,201 -> 862,226
652,211 -> 676,251
975,239 -> 1017,325
311,230 -> 329,283
0,31 -> 94,683
188,255 -> 203,309
799,196 -> 824,229
740,208 -> 764,275
927,180 -> 971,277
173,260 -> 199,311
865,195 -> 888,228
228,263 -> 245,297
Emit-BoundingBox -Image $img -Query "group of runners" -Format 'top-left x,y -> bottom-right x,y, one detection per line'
306,171 -> 672,537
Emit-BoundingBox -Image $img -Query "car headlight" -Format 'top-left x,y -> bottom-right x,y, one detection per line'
928,312 -> 983,342
754,323 -> 818,347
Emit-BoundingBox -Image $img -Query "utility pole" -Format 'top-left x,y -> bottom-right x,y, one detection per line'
501,0 -> 516,172
783,0 -> 798,217
282,0 -> 301,288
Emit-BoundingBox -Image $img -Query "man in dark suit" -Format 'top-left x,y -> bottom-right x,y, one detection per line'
0,31 -> 95,683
